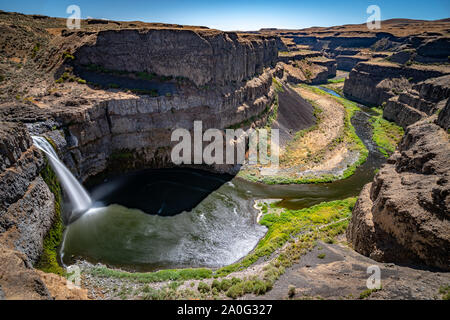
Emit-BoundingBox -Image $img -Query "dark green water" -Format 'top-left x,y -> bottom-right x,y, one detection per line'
61,101 -> 385,272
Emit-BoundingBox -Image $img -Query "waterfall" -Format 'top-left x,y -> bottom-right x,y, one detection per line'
32,136 -> 92,221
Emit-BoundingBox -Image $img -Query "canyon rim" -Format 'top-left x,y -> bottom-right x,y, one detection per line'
0,1 -> 449,305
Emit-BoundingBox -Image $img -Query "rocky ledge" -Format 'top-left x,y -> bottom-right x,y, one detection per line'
0,122 -> 88,299
343,61 -> 450,107
383,75 -> 450,128
347,101 -> 450,270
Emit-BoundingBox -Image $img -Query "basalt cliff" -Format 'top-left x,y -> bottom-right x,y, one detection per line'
0,11 -> 284,299
0,11 -> 449,299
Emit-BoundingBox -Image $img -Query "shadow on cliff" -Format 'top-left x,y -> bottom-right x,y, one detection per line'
86,167 -> 234,217
73,65 -> 178,96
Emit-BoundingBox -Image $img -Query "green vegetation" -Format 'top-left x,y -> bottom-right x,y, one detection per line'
84,198 -> 355,299
89,267 -> 213,283
227,95 -> 278,130
31,43 -> 40,58
327,78 -> 345,84
224,265 -> 281,299
272,77 -> 284,93
304,69 -> 312,80
288,285 -> 296,298
439,285 -> 450,300
55,70 -> 86,85
317,253 -> 326,259
62,51 -> 75,61
136,71 -> 157,81
35,161 -> 65,276
215,198 -> 355,277
359,287 -> 382,299
109,150 -> 134,160
197,282 -> 210,293
370,107 -> 404,157
83,64 -> 174,85
242,85 -> 368,185
129,88 -> 158,96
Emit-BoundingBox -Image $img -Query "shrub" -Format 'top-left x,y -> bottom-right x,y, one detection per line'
220,279 -> 232,291
197,282 -> 210,294
288,285 -> 296,298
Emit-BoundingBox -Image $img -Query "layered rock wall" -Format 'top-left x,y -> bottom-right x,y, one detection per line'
74,29 -> 279,86
383,75 -> 450,128
343,61 -> 449,106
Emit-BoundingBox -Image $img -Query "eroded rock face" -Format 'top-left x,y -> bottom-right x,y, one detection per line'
437,98 -> 450,130
32,66 -> 283,181
347,115 -> 450,270
383,75 -> 450,128
0,122 -> 88,300
0,245 -> 88,300
0,122 -> 56,263
343,61 -> 449,106
74,29 -> 279,87
336,55 -> 370,71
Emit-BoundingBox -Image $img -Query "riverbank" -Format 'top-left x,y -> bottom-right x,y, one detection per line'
73,197 -> 449,300
239,84 -> 368,184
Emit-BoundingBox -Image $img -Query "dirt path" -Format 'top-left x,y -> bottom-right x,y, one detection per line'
243,237 -> 449,300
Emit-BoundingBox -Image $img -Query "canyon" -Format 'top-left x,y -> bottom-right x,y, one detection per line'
0,11 -> 449,300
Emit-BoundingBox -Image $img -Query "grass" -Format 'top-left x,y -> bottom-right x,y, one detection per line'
359,287 -> 382,299
215,197 -> 356,277
439,285 -> 450,300
241,85 -> 368,185
88,267 -> 213,283
84,197 -> 355,297
369,107 -> 404,157
272,77 -> 284,93
327,78 -> 345,84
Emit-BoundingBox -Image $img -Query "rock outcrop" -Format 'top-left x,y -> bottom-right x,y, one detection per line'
336,55 -> 370,71
0,122 -> 55,263
347,102 -> 450,270
0,122 -> 88,300
383,75 -> 450,128
343,61 -> 450,106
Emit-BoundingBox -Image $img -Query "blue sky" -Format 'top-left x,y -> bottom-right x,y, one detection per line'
0,0 -> 449,30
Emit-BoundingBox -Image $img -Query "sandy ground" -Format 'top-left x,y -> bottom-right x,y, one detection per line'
243,236 -> 449,300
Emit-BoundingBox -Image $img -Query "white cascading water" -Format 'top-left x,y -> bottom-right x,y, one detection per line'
32,136 -> 92,220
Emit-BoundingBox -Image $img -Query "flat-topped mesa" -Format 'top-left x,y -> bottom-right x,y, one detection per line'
71,29 -> 279,87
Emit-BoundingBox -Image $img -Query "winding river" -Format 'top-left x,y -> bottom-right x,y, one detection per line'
60,89 -> 386,272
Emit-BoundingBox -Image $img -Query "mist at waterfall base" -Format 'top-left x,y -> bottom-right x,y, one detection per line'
34,104 -> 385,272
32,136 -> 266,271
61,169 -> 268,271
